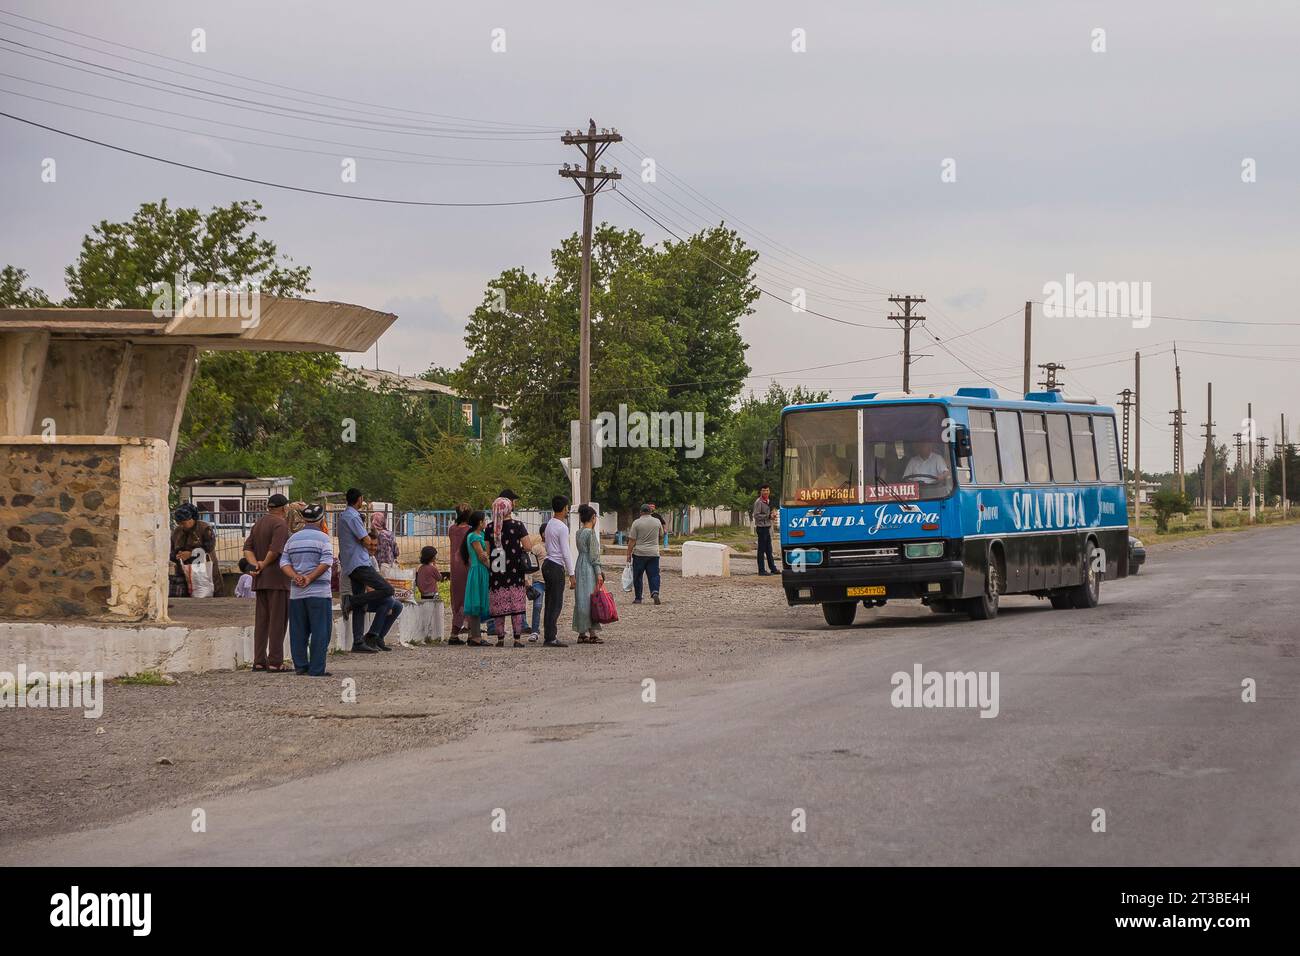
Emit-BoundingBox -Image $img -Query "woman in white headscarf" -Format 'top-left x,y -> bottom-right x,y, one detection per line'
482,495 -> 529,647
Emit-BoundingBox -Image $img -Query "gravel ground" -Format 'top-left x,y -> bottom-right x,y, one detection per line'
0,527 -> 1232,848
0,568 -> 813,845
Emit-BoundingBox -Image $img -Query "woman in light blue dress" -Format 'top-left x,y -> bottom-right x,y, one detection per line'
572,504 -> 605,643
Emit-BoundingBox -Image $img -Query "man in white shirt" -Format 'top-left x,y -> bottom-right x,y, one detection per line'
902,441 -> 951,484
541,494 -> 575,647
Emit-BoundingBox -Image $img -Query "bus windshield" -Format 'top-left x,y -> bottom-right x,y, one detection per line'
783,404 -> 954,505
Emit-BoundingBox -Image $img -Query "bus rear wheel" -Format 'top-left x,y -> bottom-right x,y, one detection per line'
968,553 -> 1002,620
1069,541 -> 1102,609
822,602 -> 858,627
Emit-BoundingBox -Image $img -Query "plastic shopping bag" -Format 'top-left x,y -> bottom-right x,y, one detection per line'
591,583 -> 619,624
621,562 -> 634,593
189,550 -> 214,598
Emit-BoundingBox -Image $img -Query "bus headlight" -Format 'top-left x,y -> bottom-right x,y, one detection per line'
904,542 -> 944,559
786,548 -> 824,567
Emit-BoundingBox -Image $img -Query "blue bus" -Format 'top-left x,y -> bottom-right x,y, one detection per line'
777,387 -> 1130,626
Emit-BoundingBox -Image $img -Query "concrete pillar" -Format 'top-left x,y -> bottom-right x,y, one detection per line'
0,330 -> 50,435
114,344 -> 198,450
32,339 -> 131,436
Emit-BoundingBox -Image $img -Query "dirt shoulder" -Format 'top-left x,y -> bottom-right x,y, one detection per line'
0,570 -> 815,847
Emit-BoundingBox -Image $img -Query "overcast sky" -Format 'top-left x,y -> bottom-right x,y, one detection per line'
2,0 -> 1298,472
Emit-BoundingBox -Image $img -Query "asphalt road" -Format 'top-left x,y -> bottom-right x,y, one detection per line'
6,526 -> 1298,865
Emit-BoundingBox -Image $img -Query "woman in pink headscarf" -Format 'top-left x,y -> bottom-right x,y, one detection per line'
482,495 -> 529,647
370,510 -> 399,568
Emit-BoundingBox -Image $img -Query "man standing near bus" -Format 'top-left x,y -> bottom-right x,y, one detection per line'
752,484 -> 779,575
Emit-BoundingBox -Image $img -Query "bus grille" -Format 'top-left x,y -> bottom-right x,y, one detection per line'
828,546 -> 900,565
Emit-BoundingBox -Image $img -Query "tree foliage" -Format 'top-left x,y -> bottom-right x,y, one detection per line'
455,222 -> 758,521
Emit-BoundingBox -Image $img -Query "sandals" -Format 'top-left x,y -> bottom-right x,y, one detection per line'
466,638 -> 492,647
251,664 -> 268,672
495,638 -> 505,648
447,636 -> 465,645
266,664 -> 290,672
512,640 -> 525,648
577,634 -> 605,644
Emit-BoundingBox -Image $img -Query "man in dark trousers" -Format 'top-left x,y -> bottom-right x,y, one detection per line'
242,494 -> 292,671
337,487 -> 393,652
752,484 -> 779,575
541,495 -> 574,647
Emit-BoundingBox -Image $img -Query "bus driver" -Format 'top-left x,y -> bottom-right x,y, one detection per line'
902,440 -> 951,484
812,455 -> 852,490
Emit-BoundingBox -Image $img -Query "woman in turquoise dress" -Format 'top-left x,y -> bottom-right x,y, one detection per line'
461,510 -> 493,646
572,504 -> 605,644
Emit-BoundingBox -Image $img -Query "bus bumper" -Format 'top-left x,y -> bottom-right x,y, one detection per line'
781,560 -> 966,606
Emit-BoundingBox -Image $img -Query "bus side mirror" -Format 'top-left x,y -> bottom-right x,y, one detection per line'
954,425 -> 973,460
762,438 -> 776,470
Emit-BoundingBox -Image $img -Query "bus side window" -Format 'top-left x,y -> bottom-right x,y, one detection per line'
1070,414 -> 1099,481
1023,412 -> 1051,482
995,410 -> 1026,484
1047,414 -> 1075,482
1093,415 -> 1122,482
969,409 -> 1001,484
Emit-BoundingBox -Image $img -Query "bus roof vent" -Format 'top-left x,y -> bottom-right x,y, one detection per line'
1024,390 -> 1066,403
851,392 -> 878,401
954,386 -> 999,400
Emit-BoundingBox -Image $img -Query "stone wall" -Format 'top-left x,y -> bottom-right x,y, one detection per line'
0,437 -> 169,622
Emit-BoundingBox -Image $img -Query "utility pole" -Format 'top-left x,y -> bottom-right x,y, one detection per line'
1037,362 -> 1066,392
1233,432 -> 1243,510
1173,343 -> 1186,495
559,119 -> 622,507
888,295 -> 926,393
1203,383 -> 1214,528
1118,388 -> 1134,501
1022,300 -> 1032,396
1257,435 -> 1269,512
1134,351 -> 1141,532
1247,403 -> 1256,522
1282,413 -> 1289,517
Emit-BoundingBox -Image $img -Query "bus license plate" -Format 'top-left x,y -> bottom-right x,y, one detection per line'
847,586 -> 886,597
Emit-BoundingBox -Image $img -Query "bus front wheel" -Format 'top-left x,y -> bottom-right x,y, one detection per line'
968,552 -> 1002,620
1069,541 -> 1102,609
822,602 -> 858,627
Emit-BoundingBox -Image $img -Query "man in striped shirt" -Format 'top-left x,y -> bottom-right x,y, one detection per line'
279,504 -> 336,676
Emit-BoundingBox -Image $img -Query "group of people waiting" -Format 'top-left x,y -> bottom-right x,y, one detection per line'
448,490 -> 611,648
229,486 -> 656,676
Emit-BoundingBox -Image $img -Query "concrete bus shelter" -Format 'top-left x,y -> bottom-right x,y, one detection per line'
0,297 -> 394,673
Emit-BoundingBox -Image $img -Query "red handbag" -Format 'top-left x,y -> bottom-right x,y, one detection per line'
591,583 -> 619,624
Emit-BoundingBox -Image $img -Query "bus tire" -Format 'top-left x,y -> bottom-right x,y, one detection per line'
968,549 -> 1002,620
822,602 -> 857,627
1069,540 -> 1102,609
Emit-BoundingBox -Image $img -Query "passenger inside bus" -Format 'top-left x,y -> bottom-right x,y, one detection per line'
812,454 -> 853,489
901,440 -> 951,484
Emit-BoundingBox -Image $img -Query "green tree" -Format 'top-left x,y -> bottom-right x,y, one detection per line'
395,431 -> 534,510
1151,488 -> 1192,532
725,383 -> 831,514
0,265 -> 52,307
456,222 -> 758,525
62,199 -> 310,308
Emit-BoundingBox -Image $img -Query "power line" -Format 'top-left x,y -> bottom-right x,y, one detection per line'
0,39 -> 558,141
1028,300 -> 1300,328
614,189 -> 895,330
0,110 -> 583,207
0,84 -> 557,167
0,6 -> 564,130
